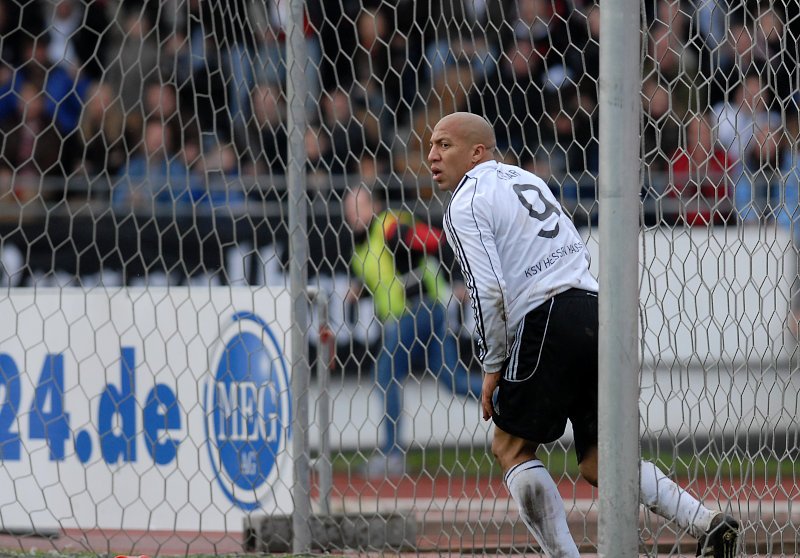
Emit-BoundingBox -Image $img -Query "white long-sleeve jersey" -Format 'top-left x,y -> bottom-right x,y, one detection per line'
444,160 -> 599,373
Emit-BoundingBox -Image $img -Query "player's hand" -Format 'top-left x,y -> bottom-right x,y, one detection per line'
482,372 -> 501,421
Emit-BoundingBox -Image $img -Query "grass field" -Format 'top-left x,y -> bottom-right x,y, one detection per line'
330,444 -> 798,480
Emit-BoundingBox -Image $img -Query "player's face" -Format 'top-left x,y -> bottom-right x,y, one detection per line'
428,122 -> 475,191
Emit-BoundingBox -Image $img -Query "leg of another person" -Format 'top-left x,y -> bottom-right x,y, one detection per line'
428,302 -> 482,398
374,313 -> 416,456
224,43 -> 255,143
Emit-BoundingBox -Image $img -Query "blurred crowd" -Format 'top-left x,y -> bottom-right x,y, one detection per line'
0,0 -> 799,224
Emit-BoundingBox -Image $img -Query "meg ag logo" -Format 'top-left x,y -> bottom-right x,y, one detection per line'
204,312 -> 291,510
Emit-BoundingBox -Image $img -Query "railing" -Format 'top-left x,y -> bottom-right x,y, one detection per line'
1,170 -> 794,286
0,170 -> 773,222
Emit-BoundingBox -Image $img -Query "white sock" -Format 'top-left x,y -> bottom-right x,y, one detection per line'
505,460 -> 580,558
639,460 -> 716,539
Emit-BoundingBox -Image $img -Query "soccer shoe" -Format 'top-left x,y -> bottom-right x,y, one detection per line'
695,513 -> 739,558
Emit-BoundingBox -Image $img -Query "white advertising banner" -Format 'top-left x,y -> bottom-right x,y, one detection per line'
0,287 -> 293,533
584,225 -> 796,366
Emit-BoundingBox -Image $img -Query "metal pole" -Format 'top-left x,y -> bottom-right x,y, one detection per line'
315,289 -> 332,515
597,0 -> 641,556
286,0 -> 310,552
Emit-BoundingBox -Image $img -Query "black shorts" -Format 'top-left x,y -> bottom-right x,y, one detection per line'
492,288 -> 599,463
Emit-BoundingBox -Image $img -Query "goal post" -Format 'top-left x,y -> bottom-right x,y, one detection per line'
597,0 -> 642,556
285,0 -> 311,552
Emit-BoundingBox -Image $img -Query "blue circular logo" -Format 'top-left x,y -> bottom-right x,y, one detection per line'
204,312 -> 291,510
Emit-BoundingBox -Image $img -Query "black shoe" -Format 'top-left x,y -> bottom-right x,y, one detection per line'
696,513 -> 739,558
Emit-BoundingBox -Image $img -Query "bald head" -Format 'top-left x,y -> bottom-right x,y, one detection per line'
438,112 -> 497,152
428,112 -> 497,191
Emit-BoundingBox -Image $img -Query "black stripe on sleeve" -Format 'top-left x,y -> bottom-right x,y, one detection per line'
467,185 -> 509,366
445,180 -> 487,361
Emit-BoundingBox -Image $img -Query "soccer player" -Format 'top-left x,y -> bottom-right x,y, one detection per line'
430,111 -> 739,557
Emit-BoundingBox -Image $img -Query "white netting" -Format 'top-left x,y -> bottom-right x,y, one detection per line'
0,0 -> 797,556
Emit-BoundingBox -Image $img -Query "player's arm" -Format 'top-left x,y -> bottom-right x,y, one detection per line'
444,190 -> 510,376
480,370 -> 501,420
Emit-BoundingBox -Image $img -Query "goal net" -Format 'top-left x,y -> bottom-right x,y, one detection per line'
0,0 -> 797,555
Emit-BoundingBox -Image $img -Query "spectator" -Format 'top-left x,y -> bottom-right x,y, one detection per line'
709,18 -> 756,109
200,0 -> 323,144
408,0 -> 495,86
113,118 -> 193,210
648,0 -> 692,42
320,87 -> 376,176
690,0 -> 728,73
399,60 -> 475,182
643,21 -> 700,118
247,82 -> 330,181
372,0 -> 419,95
540,85 -> 599,182
0,1 -> 16,84
751,2 -> 799,114
167,0 -> 227,144
43,0 -> 112,83
481,0 -> 514,54
344,185 -> 481,478
106,5 -> 161,115
0,0 -> 46,71
734,106 -> 792,227
0,164 -> 13,204
199,0 -> 258,143
502,0 -> 588,85
249,84 -> 288,176
79,81 -> 125,176
143,81 -> 178,128
303,121 -> 331,184
711,69 -> 781,162
312,0 -> 360,93
350,6 -> 404,137
0,81 -> 80,202
779,123 -> 800,242
0,35 -> 90,139
666,112 -> 734,226
699,5 -> 799,112
167,0 -> 208,85
504,0 -> 566,49
120,79 -> 203,178
255,0 -> 322,117
466,36 -> 546,157
642,76 -> 681,175
575,0 -> 601,104
192,141 -> 245,208
141,80 -> 196,151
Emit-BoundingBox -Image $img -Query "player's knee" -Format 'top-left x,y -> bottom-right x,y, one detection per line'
490,435 -> 507,465
491,429 -> 537,472
578,446 -> 599,486
578,460 -> 599,486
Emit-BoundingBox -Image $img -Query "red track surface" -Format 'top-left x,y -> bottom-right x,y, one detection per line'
320,471 -> 797,502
